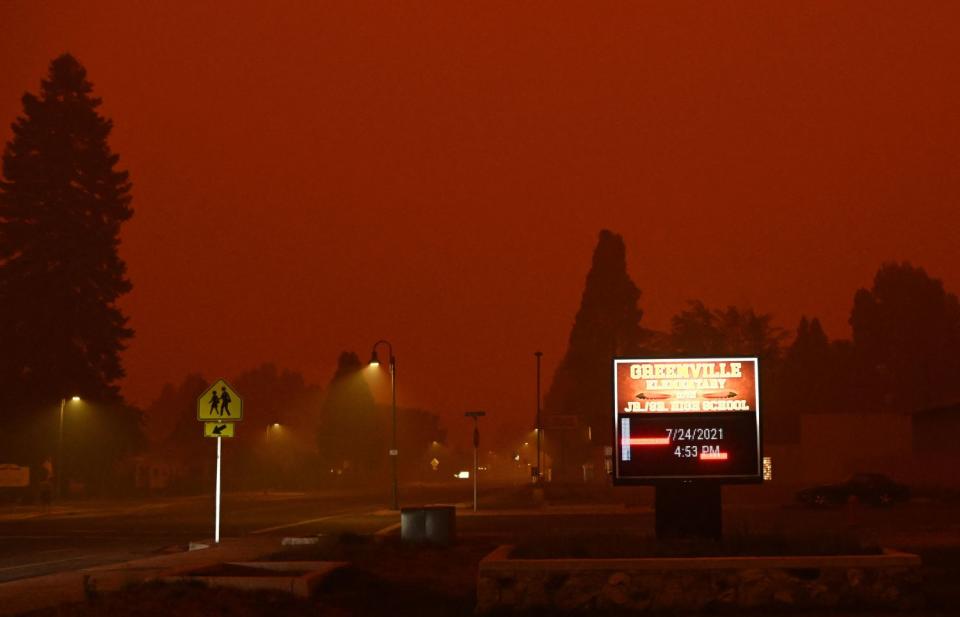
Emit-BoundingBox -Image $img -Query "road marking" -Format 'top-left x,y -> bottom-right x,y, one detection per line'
250,509 -> 369,535
374,521 -> 401,536
251,515 -> 340,534
0,554 -> 99,573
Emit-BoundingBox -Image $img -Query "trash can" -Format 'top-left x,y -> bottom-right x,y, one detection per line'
424,505 -> 456,545
400,507 -> 427,543
400,505 -> 456,545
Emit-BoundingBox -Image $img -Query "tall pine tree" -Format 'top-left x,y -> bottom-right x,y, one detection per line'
769,316 -> 832,442
543,230 -> 647,480
0,54 -> 133,459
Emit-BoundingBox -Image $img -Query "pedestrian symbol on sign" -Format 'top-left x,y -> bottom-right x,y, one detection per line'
207,387 -> 233,416
219,387 -> 232,416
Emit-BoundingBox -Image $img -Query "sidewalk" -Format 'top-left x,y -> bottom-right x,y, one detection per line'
0,536 -> 279,615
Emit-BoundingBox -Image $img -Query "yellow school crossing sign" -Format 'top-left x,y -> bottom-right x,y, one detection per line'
197,379 -> 243,421
197,378 -> 242,545
204,422 -> 235,438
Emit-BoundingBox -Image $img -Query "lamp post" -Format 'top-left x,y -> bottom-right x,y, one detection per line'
370,340 -> 398,510
57,396 -> 81,500
465,411 -> 486,512
534,351 -> 542,483
265,423 -> 281,492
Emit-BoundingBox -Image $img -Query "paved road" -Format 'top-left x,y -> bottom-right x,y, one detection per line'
0,482 -> 490,583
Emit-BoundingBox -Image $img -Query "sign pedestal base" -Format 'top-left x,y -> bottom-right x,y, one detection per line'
655,483 -> 721,540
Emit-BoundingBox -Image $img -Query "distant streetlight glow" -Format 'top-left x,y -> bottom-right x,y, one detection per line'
368,349 -> 380,368
71,396 -> 80,402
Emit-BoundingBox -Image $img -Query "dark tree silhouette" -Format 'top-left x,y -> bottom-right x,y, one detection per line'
543,229 -> 648,480
669,301 -> 783,360
788,317 -> 830,366
153,374 -> 210,458
770,316 -> 837,442
0,54 -> 135,462
61,400 -> 144,496
317,352 -> 379,480
389,405 -> 445,478
668,301 -> 786,440
231,363 -> 323,489
232,363 -> 323,435
850,261 -> 960,411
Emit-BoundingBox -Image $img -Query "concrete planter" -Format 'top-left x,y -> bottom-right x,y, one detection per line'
477,545 -> 922,613
162,561 -> 345,597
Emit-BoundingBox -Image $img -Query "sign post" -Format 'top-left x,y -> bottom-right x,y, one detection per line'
197,379 -> 243,544
215,435 -> 222,543
465,411 -> 486,512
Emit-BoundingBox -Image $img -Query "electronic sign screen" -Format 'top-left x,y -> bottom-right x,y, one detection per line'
612,357 -> 761,484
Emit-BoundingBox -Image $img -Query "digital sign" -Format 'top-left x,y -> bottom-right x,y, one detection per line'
612,357 -> 761,484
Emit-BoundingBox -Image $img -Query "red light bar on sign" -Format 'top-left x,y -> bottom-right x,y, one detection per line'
700,451 -> 729,461
626,437 -> 671,446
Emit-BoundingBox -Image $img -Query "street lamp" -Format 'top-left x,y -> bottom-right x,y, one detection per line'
534,351 -> 543,483
264,423 -> 282,492
57,396 -> 81,500
370,340 -> 398,510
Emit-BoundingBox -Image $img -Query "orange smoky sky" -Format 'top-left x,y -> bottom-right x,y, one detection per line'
1,2 -> 959,440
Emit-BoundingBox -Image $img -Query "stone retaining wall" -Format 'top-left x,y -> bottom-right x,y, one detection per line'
477,545 -> 922,613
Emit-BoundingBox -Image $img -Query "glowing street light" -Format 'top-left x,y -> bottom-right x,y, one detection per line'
370,340 -> 398,510
57,396 -> 81,500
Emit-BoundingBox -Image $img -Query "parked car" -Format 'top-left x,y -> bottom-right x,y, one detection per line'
796,473 -> 909,507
